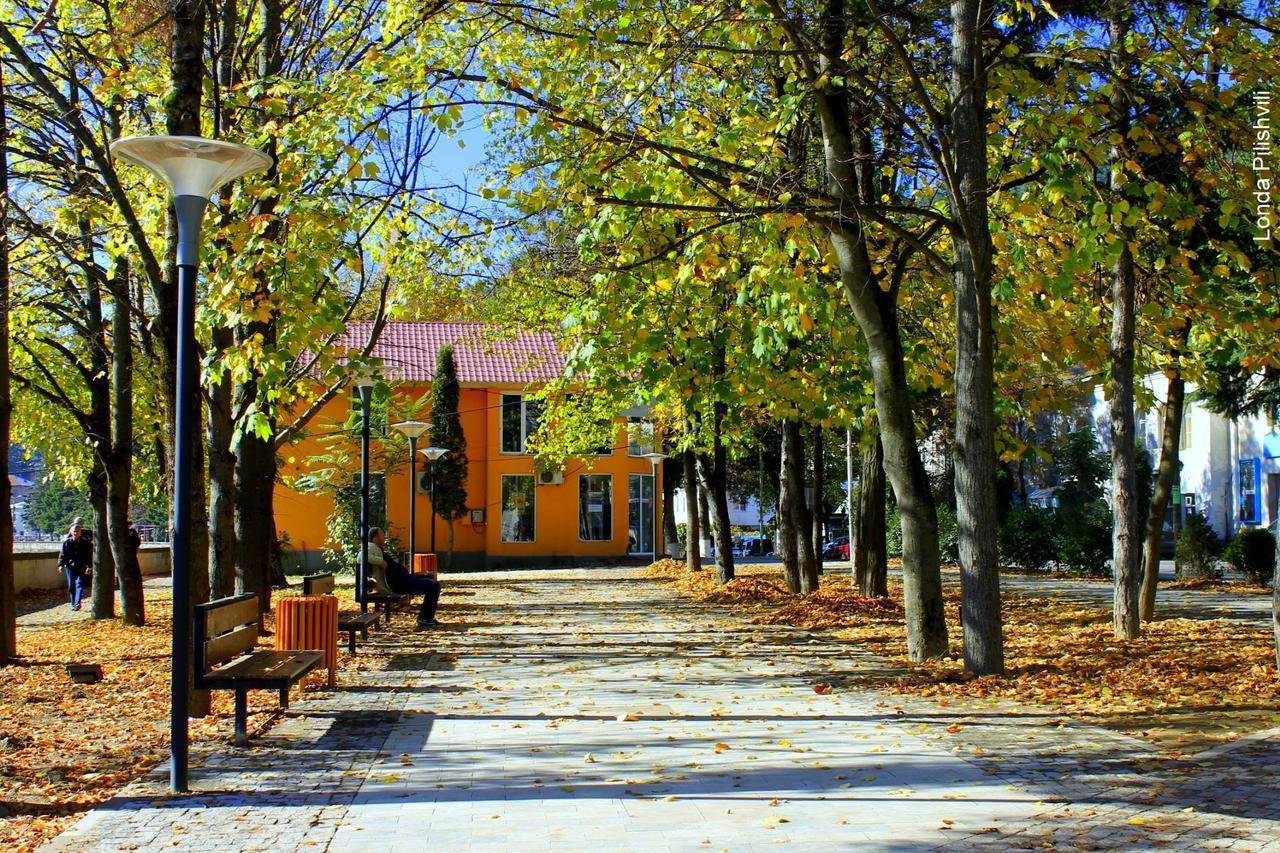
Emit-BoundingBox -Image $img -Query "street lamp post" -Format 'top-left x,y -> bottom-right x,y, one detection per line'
110,136 -> 271,794
419,447 -> 449,557
390,421 -> 431,570
642,452 -> 668,559
352,369 -> 377,613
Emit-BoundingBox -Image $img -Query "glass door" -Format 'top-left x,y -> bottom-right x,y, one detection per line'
629,473 -> 654,556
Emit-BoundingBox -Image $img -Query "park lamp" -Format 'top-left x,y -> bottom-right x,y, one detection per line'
391,423 -> 432,567
641,452 -> 667,558
419,447 -> 450,556
109,136 -> 271,266
391,420 -> 430,440
109,135 -> 271,797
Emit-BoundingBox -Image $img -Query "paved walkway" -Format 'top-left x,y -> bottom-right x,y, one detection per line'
45,568 -> 1280,852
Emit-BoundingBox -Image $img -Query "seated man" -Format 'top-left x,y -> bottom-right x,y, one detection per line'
367,527 -> 442,628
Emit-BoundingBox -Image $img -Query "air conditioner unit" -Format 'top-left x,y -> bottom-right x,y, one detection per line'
537,469 -> 565,486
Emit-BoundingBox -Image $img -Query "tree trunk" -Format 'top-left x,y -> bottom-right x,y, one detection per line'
235,434 -> 275,613
1108,5 -> 1141,640
683,448 -> 702,571
207,340 -> 237,599
856,436 -> 888,598
105,270 -> 139,624
783,419 -> 817,594
232,0 -> 284,613
804,2 -> 947,660
662,456 -> 678,557
811,426 -> 824,582
697,470 -> 712,560
0,65 -> 14,661
778,426 -> 798,591
88,461 -> 115,618
949,0 -> 1004,675
697,454 -> 735,585
845,428 -> 856,572
206,373 -> 236,596
696,403 -> 734,584
1140,370 -> 1185,622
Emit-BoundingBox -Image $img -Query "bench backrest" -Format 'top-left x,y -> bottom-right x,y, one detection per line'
194,593 -> 259,675
302,573 -> 335,596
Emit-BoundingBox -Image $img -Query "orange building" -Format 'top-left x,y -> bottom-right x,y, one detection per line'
275,322 -> 665,572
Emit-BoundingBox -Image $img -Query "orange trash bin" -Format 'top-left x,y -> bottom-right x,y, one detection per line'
412,553 -> 438,577
275,595 -> 339,687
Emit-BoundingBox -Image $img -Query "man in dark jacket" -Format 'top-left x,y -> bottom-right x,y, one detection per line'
58,517 -> 93,611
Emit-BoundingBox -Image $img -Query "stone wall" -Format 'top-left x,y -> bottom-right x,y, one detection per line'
14,544 -> 171,592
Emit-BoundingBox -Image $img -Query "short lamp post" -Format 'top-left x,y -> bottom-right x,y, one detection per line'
109,136 -> 272,794
419,446 -> 449,556
390,421 -> 431,569
641,452 -> 668,559
351,368 -> 378,613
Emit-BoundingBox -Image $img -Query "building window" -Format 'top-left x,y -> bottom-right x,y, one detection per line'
1179,413 -> 1192,451
500,475 -> 535,542
501,394 -> 542,453
627,418 -> 654,457
1239,458 -> 1261,523
579,475 -> 612,541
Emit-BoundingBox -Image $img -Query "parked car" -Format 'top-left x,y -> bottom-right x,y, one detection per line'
823,537 -> 850,560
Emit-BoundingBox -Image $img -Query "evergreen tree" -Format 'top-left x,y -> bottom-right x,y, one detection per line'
429,346 -> 469,569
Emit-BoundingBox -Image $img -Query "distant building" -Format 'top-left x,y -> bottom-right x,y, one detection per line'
275,321 -> 664,571
1090,375 -> 1280,541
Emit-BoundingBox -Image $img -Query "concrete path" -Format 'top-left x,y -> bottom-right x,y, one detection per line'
44,568 -> 1280,852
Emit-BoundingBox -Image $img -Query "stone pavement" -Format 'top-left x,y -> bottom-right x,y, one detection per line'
44,568 -> 1280,852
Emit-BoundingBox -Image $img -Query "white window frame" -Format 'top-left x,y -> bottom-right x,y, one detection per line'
578,474 -> 613,542
500,393 -> 542,454
499,474 -> 536,543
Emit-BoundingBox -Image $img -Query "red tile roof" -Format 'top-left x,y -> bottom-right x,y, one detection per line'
335,321 -> 566,386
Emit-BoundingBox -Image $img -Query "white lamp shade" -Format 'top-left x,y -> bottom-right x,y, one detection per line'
110,136 -> 272,200
391,420 -> 431,439
641,452 -> 668,463
419,447 -> 449,461
349,363 -> 381,388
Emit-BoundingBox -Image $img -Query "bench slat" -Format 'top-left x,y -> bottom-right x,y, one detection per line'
202,597 -> 259,639
202,651 -> 323,688
204,624 -> 259,668
338,612 -> 379,630
302,574 -> 335,596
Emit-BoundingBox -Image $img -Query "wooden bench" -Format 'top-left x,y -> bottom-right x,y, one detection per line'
364,591 -> 413,618
195,594 -> 325,745
302,573 -> 381,653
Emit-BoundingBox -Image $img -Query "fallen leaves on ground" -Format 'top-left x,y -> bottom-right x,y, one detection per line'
0,581 -> 383,852
647,561 -> 1279,751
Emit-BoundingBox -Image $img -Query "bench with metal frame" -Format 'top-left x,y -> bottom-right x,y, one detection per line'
301,573 -> 382,653
194,594 -> 324,745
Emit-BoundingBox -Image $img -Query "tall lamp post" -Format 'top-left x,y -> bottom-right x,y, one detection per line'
390,421 -> 431,568
110,136 -> 271,794
352,369 -> 377,613
642,452 -> 667,559
420,446 -> 449,556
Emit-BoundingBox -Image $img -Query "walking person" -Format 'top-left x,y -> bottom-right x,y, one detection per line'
59,517 -> 93,611
367,527 -> 442,628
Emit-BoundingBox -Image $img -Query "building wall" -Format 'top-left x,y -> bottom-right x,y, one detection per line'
1091,374 -> 1280,541
275,383 -> 664,571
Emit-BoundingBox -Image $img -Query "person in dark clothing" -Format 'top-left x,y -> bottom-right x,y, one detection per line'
58,517 -> 93,611
368,527 -> 441,628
